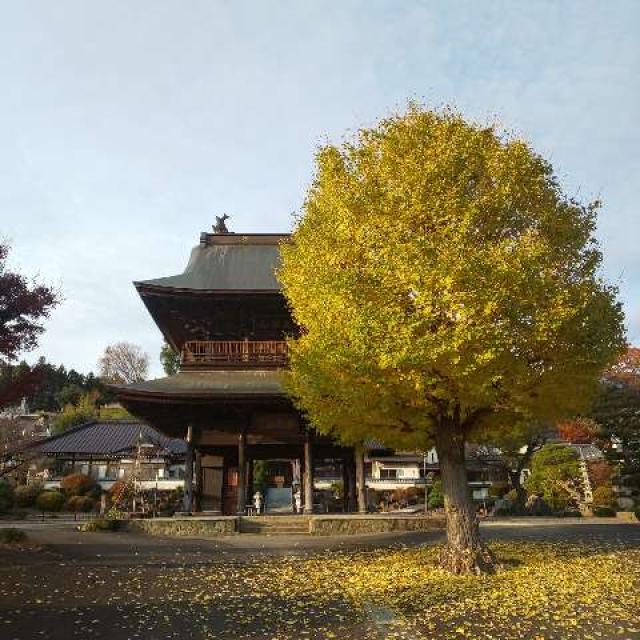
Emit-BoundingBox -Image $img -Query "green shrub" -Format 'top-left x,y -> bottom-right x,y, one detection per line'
60,473 -> 98,497
35,491 -> 65,513
488,482 -> 510,498
593,506 -> 616,517
525,444 -> 581,511
493,505 -> 512,516
634,505 -> 640,521
14,483 -> 42,508
65,495 -> 95,513
592,485 -> 617,509
79,517 -> 121,532
560,509 -> 582,518
504,489 -> 518,503
427,480 -> 444,509
0,528 -> 26,544
53,394 -> 97,433
0,481 -> 14,514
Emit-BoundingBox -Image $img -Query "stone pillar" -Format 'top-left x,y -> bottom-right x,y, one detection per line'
303,430 -> 314,514
355,446 -> 367,514
236,430 -> 247,515
182,425 -> 194,512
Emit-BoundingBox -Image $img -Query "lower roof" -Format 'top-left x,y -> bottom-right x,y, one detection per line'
116,370 -> 285,399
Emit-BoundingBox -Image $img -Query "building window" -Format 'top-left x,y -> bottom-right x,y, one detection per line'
379,469 -> 398,479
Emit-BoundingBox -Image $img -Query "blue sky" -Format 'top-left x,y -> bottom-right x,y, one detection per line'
1,1 -> 638,377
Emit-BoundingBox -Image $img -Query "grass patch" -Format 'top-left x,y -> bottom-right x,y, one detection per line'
0,528 -> 27,544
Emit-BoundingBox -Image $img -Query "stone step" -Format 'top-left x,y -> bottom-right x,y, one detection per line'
240,524 -> 310,532
239,518 -> 310,535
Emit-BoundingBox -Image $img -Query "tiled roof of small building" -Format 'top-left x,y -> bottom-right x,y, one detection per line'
567,443 -> 604,460
36,421 -> 186,457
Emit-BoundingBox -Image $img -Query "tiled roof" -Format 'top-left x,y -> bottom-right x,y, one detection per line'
135,234 -> 288,292
36,421 -> 186,457
567,443 -> 605,460
117,370 -> 284,397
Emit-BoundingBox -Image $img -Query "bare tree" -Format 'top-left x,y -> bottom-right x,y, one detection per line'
98,342 -> 149,384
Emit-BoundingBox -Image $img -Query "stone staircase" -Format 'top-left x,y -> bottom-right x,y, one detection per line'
238,515 -> 310,535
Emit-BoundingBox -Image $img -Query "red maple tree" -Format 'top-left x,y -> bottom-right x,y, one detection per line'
0,242 -> 59,407
556,417 -> 598,444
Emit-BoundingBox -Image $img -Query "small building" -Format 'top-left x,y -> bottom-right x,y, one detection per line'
366,448 -> 506,500
34,420 -> 186,491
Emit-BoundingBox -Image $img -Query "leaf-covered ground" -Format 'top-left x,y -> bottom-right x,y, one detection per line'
0,538 -> 638,639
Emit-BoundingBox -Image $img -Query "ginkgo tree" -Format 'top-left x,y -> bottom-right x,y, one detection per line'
279,105 -> 625,574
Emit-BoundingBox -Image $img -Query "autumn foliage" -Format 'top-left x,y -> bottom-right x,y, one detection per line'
280,105 -> 625,574
0,242 -> 58,408
556,417 -> 598,444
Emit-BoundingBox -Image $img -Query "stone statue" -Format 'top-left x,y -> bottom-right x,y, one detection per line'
253,490 -> 263,514
213,214 -> 230,234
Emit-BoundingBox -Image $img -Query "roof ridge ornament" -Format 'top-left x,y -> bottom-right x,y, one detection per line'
213,214 -> 230,234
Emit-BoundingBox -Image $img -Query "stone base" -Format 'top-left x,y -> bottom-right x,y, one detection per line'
309,514 -> 444,536
125,516 -> 238,537
124,514 -> 445,538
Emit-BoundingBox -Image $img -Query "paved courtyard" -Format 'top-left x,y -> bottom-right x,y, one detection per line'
0,520 -> 638,639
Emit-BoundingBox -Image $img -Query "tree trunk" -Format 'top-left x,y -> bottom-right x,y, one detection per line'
508,469 -> 527,514
435,416 -> 496,575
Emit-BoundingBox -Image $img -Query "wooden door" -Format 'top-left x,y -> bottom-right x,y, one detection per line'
201,467 -> 223,512
223,467 -> 238,515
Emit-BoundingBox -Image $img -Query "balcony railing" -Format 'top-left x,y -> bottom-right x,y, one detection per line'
181,340 -> 289,369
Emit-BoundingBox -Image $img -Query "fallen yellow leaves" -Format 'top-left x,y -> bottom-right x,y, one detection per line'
0,540 -> 637,639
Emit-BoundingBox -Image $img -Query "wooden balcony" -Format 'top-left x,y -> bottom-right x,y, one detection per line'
181,340 -> 288,369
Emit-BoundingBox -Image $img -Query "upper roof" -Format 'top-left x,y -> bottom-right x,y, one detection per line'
135,233 -> 290,292
36,420 -> 187,457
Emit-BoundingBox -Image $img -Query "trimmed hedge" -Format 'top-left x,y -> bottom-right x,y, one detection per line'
0,481 -> 14,514
65,495 -> 95,513
79,518 -> 122,532
0,528 -> 26,544
35,491 -> 65,513
592,485 -> 617,509
60,473 -> 99,497
14,484 -> 42,508
592,506 -> 616,517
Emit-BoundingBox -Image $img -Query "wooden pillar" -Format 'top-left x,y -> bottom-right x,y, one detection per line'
247,456 -> 254,501
303,430 -> 314,514
194,449 -> 202,513
344,454 -> 356,512
236,430 -> 247,515
182,425 -> 194,512
355,446 -> 367,514
342,456 -> 349,512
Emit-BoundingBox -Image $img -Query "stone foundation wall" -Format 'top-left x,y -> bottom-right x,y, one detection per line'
309,515 -> 445,536
126,517 -> 238,537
